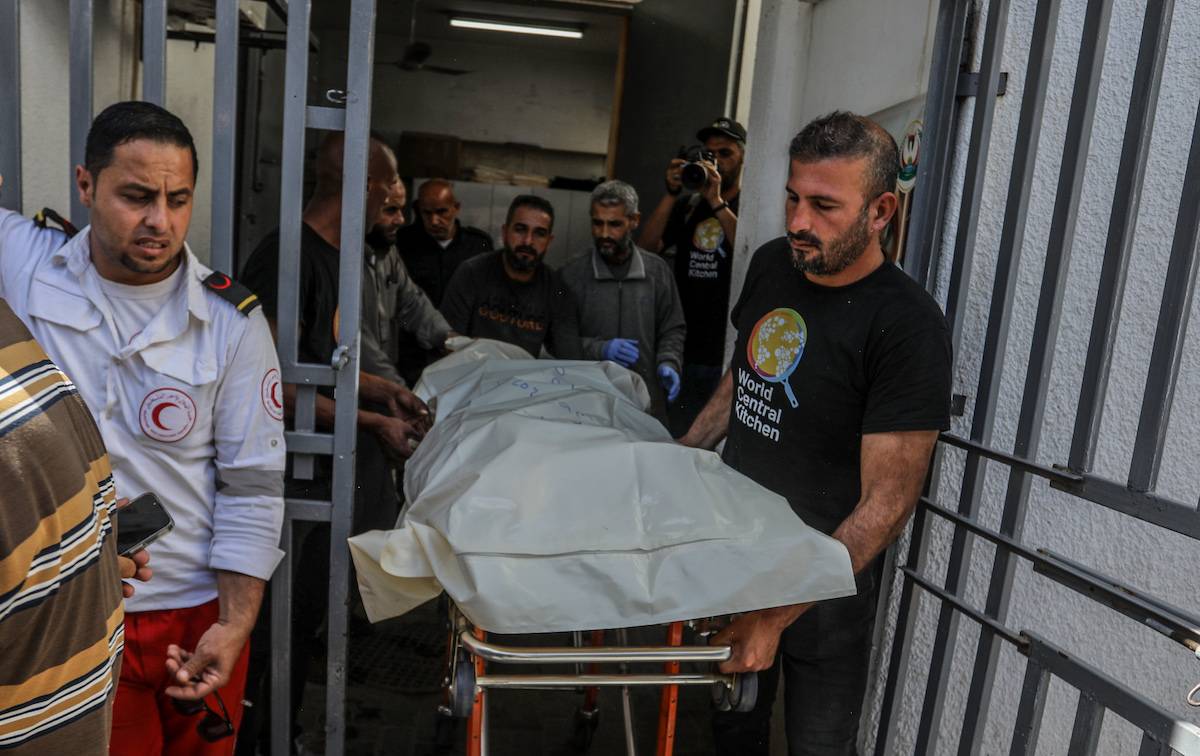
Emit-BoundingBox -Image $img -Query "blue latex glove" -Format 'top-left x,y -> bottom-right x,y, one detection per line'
658,364 -> 681,403
602,338 -> 640,368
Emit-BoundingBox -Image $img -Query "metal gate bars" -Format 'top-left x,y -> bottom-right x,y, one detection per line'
269,3 -> 377,755
882,0 -> 1200,753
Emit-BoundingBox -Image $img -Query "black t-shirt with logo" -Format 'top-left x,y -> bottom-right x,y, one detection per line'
722,237 -> 952,536
440,251 -> 582,360
664,193 -> 739,366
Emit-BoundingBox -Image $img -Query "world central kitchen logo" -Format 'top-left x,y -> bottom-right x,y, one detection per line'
735,308 -> 807,442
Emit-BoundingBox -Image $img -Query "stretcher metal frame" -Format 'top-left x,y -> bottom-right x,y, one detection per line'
443,604 -> 756,756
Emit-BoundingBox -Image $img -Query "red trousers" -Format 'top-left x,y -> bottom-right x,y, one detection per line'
110,599 -> 250,756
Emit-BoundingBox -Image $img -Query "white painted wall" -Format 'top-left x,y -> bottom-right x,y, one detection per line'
18,0 -> 138,215
890,0 -> 1200,751
739,0 -> 1200,753
166,38 -> 215,263
797,0 -> 939,126
318,32 -> 617,156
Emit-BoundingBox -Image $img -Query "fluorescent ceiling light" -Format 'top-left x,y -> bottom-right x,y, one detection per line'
449,17 -> 584,39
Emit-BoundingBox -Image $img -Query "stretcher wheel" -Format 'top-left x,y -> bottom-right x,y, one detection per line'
712,672 -> 758,713
569,707 -> 599,752
732,672 -> 758,712
450,655 -> 476,718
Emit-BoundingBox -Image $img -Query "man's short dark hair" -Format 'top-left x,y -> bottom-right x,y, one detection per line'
84,101 -> 199,182
506,194 -> 555,228
788,111 -> 898,200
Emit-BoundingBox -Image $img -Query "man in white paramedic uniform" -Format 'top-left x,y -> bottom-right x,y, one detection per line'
0,101 -> 283,755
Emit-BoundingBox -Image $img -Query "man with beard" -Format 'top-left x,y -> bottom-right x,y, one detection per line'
639,117 -> 747,437
679,112 -> 952,755
361,180 -> 455,387
440,195 -> 581,359
562,180 -> 685,422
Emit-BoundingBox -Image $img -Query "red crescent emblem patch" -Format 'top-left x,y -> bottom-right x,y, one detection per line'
210,274 -> 232,290
139,388 -> 197,442
260,368 -> 284,421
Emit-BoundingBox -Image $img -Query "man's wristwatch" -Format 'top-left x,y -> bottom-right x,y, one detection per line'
711,201 -> 730,215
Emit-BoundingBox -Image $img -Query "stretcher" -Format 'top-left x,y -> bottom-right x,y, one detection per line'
347,341 -> 857,752
440,603 -> 756,756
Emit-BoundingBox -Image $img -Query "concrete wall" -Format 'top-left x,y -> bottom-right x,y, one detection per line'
314,31 -> 616,157
797,0 -> 939,126
611,0 -> 737,211
166,38 -> 216,263
738,0 -> 1200,752
880,0 -> 1200,751
18,0 -> 139,215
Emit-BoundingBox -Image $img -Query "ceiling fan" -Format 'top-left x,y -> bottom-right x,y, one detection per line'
377,0 -> 472,76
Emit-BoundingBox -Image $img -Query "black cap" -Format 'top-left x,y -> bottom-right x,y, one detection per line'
696,117 -> 747,144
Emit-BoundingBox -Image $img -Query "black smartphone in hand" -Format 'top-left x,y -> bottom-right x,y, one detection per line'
116,492 -> 174,557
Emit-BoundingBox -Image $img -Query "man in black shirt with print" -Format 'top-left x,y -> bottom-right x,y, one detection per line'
681,112 -> 952,755
440,194 -> 581,359
640,117 -> 746,436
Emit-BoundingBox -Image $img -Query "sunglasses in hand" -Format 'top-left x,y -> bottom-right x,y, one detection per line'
171,691 -> 235,742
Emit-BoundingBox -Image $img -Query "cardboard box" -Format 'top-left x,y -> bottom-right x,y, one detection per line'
397,132 -> 463,179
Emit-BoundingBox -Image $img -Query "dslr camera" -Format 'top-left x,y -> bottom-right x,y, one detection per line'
677,145 -> 716,192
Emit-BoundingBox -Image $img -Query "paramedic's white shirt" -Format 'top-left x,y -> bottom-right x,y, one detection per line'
0,209 -> 286,611
97,264 -> 184,345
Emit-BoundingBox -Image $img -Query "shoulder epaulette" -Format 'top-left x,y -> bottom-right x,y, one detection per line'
202,271 -> 261,316
33,208 -> 79,238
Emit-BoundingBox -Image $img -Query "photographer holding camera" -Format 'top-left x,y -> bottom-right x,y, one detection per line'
640,117 -> 746,436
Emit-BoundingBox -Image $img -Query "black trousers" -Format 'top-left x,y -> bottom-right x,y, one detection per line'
712,582 -> 878,756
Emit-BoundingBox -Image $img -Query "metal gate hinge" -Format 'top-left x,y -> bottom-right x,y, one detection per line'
330,345 -> 350,371
957,71 -> 1008,98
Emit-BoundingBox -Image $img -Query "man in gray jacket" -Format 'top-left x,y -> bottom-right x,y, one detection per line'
562,180 -> 686,423
363,179 -> 456,386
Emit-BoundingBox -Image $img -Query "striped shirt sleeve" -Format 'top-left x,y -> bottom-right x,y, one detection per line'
0,297 -> 124,754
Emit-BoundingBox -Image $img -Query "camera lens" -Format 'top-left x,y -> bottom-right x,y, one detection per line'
680,162 -> 707,192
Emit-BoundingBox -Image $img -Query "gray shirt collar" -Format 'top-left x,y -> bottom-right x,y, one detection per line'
590,244 -> 647,281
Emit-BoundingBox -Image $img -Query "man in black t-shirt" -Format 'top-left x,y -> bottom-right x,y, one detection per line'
236,132 -> 430,753
680,112 -> 952,755
240,133 -> 430,476
639,117 -> 746,436
440,194 -> 582,359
